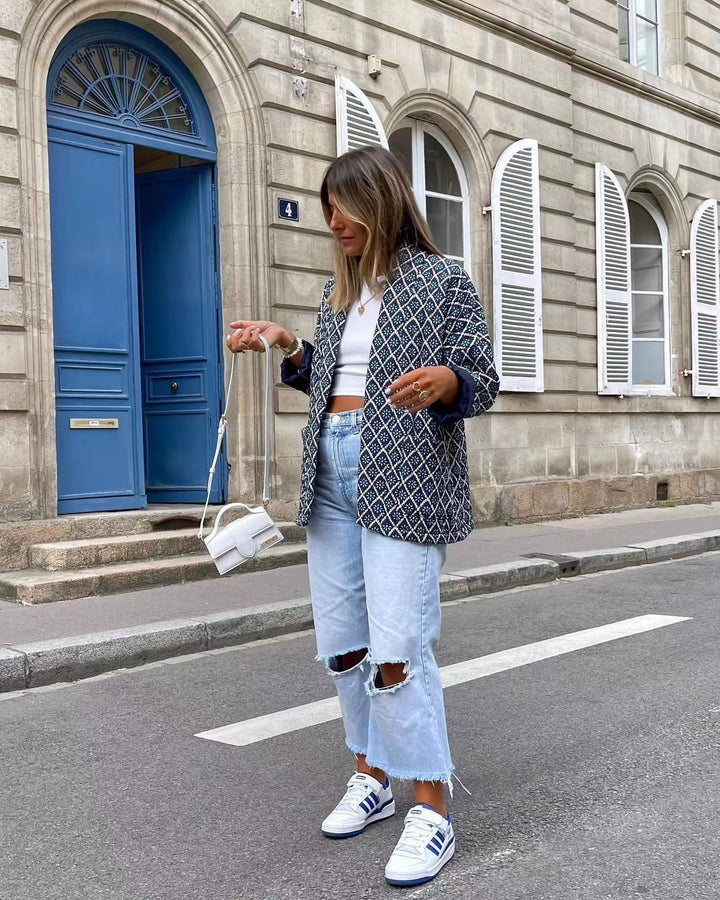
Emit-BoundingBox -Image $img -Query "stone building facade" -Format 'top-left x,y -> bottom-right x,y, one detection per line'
1,0 -> 720,534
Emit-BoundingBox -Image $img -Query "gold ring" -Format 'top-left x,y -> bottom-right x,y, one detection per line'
418,390 -> 430,402
412,381 -> 422,393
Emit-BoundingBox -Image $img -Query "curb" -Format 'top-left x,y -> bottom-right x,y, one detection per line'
2,531 -> 719,693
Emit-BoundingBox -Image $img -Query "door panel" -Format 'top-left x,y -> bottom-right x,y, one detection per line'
135,164 -> 223,502
143,409 -> 213,492
49,129 -> 145,513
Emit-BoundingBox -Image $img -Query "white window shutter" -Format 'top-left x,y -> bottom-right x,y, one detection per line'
595,163 -> 632,395
690,199 -> 720,397
491,138 -> 544,392
335,75 -> 388,155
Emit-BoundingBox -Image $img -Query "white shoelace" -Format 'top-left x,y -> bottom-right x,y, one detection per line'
337,777 -> 376,813
394,817 -> 441,859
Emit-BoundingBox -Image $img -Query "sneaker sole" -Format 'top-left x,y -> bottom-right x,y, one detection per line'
322,798 -> 396,839
385,836 -> 455,886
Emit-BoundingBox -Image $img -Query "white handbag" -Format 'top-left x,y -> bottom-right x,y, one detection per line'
199,334 -> 284,574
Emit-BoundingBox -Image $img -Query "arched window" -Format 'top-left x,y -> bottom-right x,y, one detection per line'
628,192 -> 671,388
389,120 -> 470,268
47,20 -> 216,157
51,42 -> 197,135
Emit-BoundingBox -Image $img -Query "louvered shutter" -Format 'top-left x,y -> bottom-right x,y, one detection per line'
491,139 -> 544,392
690,199 -> 720,397
595,164 -> 632,395
335,75 -> 388,155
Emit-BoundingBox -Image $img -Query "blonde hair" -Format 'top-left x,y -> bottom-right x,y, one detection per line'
320,146 -> 441,311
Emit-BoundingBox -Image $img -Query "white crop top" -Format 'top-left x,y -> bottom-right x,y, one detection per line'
330,282 -> 383,397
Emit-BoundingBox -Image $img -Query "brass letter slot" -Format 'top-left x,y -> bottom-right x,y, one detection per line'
70,418 -> 119,429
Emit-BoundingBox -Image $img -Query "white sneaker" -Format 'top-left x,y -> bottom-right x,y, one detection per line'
321,772 -> 395,838
384,804 -> 455,886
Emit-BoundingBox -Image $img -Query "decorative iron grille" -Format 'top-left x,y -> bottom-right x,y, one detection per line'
51,42 -> 197,136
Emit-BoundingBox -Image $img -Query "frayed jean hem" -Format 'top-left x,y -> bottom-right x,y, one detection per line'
345,738 -> 368,756
362,757 -> 455,784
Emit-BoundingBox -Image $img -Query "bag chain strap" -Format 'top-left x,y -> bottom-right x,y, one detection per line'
198,334 -> 274,540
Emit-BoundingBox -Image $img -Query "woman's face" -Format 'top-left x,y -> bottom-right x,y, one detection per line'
327,192 -> 367,256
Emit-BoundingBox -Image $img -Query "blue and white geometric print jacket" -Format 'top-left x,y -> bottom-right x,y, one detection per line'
281,246 -> 499,544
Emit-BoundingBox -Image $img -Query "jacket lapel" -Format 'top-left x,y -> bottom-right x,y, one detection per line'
325,306 -> 346,371
313,306 -> 346,411
371,277 -> 399,359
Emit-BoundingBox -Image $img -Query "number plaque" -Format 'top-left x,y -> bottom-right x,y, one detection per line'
277,198 -> 299,221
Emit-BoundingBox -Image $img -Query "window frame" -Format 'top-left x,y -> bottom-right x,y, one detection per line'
391,118 -> 471,270
619,0 -> 662,76
628,191 -> 673,394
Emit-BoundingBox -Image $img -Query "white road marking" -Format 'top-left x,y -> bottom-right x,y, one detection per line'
195,614 -> 690,747
196,696 -> 341,747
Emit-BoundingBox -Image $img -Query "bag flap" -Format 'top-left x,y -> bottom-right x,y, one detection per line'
204,511 -> 277,561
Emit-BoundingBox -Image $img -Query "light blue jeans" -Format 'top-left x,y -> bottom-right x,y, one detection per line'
306,408 -> 454,783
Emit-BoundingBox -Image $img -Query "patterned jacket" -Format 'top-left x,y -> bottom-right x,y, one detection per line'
281,246 -> 499,544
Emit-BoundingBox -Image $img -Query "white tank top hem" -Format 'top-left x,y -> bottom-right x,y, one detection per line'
329,281 -> 383,398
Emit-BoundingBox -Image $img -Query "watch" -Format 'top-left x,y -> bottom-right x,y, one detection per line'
279,334 -> 303,357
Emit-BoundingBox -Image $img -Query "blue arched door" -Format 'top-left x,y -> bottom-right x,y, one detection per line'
47,21 -> 225,512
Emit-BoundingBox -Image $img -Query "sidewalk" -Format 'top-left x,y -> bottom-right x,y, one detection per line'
2,502 -> 720,692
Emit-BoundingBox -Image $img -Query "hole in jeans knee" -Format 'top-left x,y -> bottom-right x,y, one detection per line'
367,659 -> 413,695
324,647 -> 369,675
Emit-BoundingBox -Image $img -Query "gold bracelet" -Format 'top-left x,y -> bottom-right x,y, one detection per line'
279,334 -> 302,357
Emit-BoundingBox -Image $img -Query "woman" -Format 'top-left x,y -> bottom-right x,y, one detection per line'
227,146 -> 498,886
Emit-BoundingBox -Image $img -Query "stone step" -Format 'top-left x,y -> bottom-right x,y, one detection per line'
0,544 -> 308,605
0,503 -> 301,571
28,522 -> 305,571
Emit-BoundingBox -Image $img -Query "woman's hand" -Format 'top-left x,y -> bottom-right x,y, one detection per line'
226,320 -> 291,354
386,366 -> 459,412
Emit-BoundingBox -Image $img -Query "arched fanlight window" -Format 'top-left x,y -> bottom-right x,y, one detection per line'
628,192 -> 671,388
46,21 -> 216,156
389,120 -> 470,268
51,41 -> 197,136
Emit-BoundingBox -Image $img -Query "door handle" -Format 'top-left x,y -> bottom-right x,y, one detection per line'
170,382 -> 179,392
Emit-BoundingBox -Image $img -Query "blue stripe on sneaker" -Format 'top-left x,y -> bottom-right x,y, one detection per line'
429,837 -> 443,851
370,792 -> 379,805
360,799 -> 371,813
439,835 -> 455,858
368,797 -> 393,818
427,845 -> 440,856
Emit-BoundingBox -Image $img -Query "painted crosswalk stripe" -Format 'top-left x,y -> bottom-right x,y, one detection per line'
195,614 -> 690,748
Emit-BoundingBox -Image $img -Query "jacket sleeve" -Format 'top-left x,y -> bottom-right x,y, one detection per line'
280,279 -> 333,395
428,267 -> 499,424
280,339 -> 314,395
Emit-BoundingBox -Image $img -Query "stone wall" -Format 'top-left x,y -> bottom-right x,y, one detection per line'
0,2 -> 32,520
1,0 -> 720,525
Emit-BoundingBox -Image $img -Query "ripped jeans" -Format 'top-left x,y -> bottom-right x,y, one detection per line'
305,408 -> 454,783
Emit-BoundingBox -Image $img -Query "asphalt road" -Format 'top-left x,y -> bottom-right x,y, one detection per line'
2,554 -> 719,900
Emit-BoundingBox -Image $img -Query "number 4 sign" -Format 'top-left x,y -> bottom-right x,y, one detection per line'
277,198 -> 300,221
